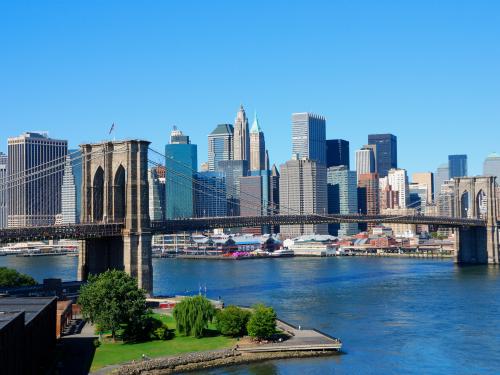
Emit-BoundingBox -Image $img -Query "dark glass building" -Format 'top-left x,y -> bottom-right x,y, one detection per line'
326,139 -> 349,169
448,154 -> 468,178
368,134 -> 397,178
216,160 -> 249,216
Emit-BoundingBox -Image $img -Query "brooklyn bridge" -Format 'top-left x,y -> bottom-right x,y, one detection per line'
1,140 -> 498,292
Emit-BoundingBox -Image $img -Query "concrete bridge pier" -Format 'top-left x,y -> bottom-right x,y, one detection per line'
78,237 -> 124,280
455,227 -> 488,264
122,232 -> 153,293
455,225 -> 499,264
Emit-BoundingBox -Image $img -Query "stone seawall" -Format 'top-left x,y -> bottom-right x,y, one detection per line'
113,348 -> 338,375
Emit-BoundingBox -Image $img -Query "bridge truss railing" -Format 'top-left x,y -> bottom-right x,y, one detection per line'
0,223 -> 124,244
151,214 -> 486,234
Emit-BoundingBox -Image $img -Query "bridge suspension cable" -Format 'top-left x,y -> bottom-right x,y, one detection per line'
148,147 -> 442,224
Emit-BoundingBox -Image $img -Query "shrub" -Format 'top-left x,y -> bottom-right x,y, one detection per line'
215,306 -> 252,337
0,267 -> 37,287
154,324 -> 173,340
246,304 -> 277,340
173,295 -> 215,338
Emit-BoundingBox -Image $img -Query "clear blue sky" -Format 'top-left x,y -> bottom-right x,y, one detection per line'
1,1 -> 499,176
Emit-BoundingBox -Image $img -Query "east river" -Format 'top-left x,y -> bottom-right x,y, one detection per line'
2,255 -> 500,374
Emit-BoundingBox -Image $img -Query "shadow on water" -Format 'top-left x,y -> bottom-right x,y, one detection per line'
454,263 -> 500,280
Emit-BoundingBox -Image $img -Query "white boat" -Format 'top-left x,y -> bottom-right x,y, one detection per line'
271,249 -> 294,257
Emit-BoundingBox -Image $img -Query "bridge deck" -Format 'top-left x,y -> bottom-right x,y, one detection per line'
0,223 -> 124,244
0,215 -> 487,243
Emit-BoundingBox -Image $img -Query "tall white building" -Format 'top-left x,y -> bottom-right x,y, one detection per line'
0,152 -> 7,228
60,155 -> 77,224
249,113 -> 266,171
8,132 -> 67,227
149,168 -> 164,221
279,157 -> 328,238
355,148 -> 375,179
233,105 -> 250,162
291,113 -> 326,165
388,168 -> 409,209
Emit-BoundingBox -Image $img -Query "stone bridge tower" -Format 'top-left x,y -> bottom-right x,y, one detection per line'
454,176 -> 499,264
78,140 -> 152,292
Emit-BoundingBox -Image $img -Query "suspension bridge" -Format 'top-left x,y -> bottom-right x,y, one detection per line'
0,139 -> 498,293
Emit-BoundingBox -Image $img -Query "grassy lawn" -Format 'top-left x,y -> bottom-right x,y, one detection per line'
90,314 -> 235,371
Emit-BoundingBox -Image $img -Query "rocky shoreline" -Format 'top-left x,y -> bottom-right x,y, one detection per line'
110,348 -> 339,375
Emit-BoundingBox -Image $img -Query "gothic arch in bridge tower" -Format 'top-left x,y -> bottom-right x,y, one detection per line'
93,167 -> 104,222
113,165 -> 126,223
454,176 -> 499,264
460,191 -> 470,218
476,190 -> 487,220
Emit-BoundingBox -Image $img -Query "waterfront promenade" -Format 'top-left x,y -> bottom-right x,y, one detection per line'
237,319 -> 342,353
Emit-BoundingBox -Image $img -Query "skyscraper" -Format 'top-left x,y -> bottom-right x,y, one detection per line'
291,113 -> 326,165
438,180 -> 455,217
60,152 -> 81,224
170,126 -> 190,144
249,113 -> 266,171
279,157 -> 328,238
165,127 -> 197,219
434,163 -> 450,198
269,164 -> 280,215
483,153 -> 500,180
233,105 -> 250,162
409,182 -> 429,213
388,168 -> 409,209
194,172 -> 227,217
208,124 -> 234,171
269,164 -> 280,234
0,152 -> 7,228
368,134 -> 397,178
239,175 -> 265,235
148,167 -> 165,221
412,172 -> 434,204
357,173 -> 380,231
327,166 -> 358,236
326,139 -> 349,169
216,160 -> 248,216
7,132 -> 67,227
355,147 -> 375,179
448,154 -> 468,178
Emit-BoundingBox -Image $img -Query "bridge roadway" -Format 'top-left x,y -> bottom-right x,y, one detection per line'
0,215 -> 487,244
152,214 -> 486,233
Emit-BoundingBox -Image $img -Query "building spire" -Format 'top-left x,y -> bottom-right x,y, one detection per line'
250,111 -> 262,133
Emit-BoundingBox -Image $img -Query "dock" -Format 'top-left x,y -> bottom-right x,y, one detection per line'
238,319 -> 342,353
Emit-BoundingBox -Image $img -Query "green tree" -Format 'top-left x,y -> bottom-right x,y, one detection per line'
246,304 -> 277,340
78,270 -> 148,341
0,267 -> 37,287
173,295 -> 215,338
215,305 -> 252,337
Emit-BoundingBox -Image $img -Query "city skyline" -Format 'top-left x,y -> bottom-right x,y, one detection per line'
1,2 -> 499,177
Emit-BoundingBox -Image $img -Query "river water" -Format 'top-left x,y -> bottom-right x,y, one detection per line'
1,256 -> 499,374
